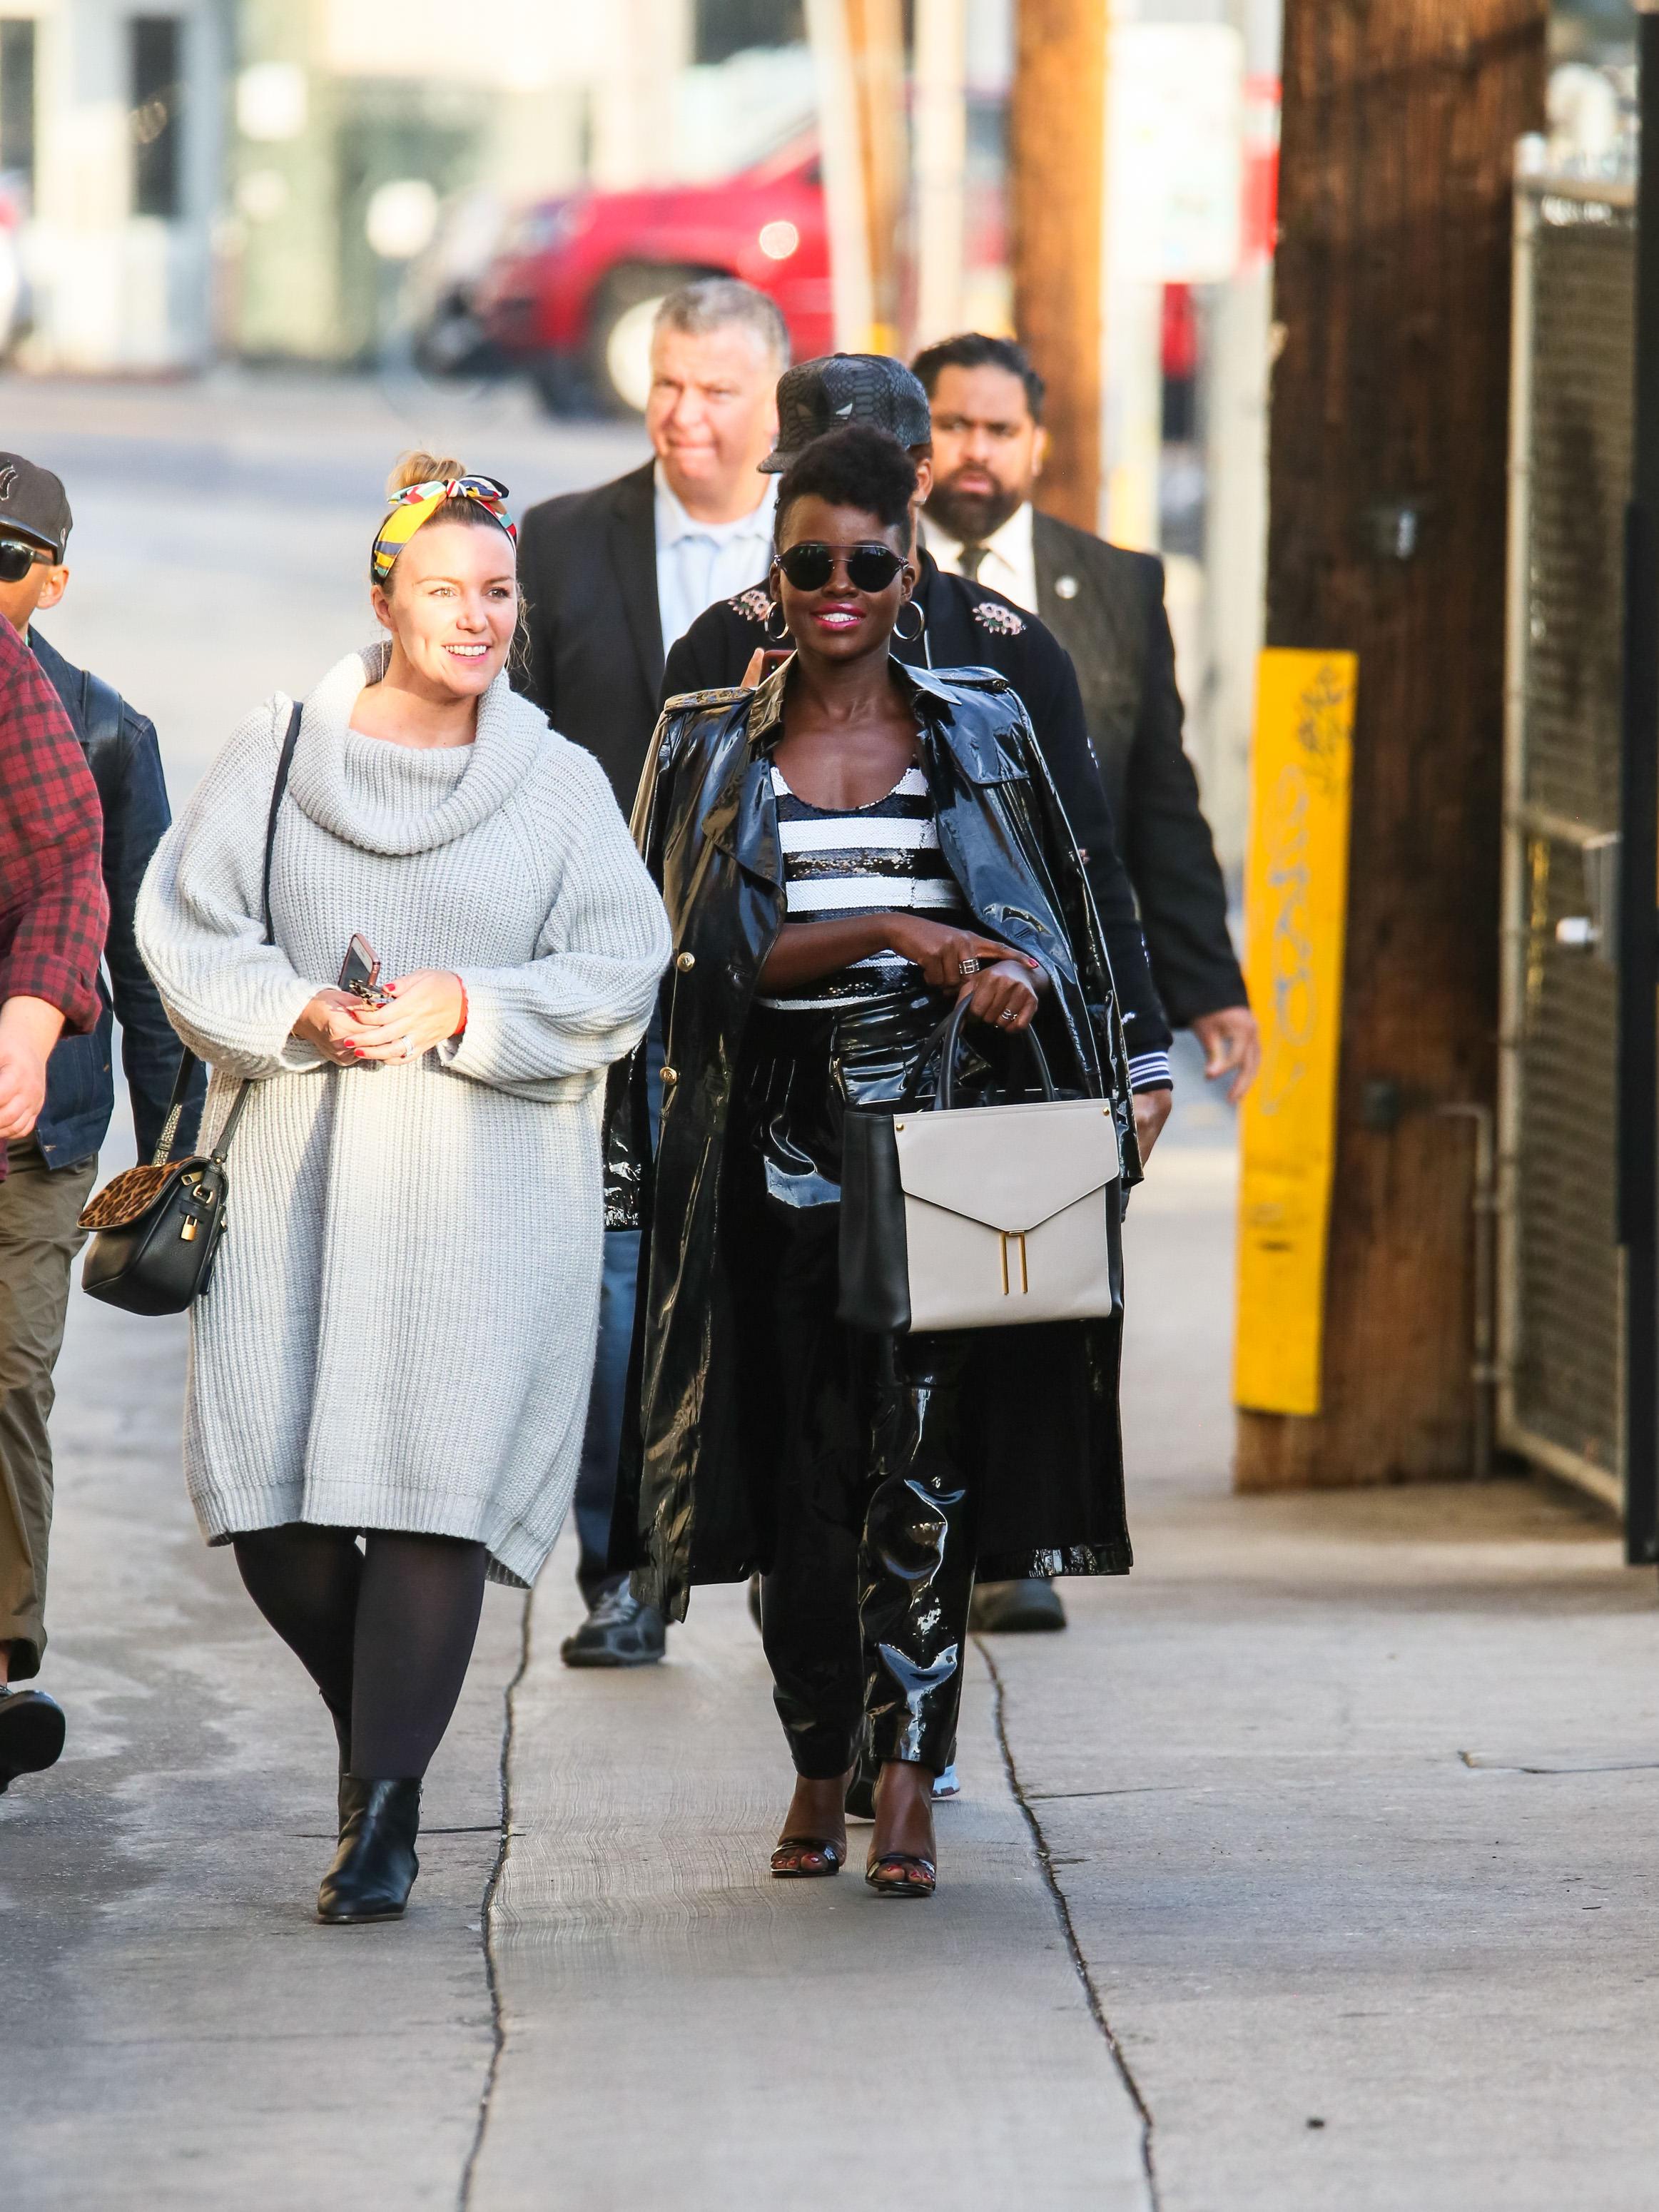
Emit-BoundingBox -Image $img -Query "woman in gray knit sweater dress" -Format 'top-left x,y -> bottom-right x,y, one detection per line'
136,456 -> 669,1922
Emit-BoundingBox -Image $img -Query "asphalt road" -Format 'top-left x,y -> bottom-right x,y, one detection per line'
4,372 -> 1656,2211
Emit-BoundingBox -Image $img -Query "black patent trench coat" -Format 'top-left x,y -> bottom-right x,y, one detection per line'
604,656 -> 1143,1620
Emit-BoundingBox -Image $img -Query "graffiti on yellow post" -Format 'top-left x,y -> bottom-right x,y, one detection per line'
1234,649 -> 1357,1416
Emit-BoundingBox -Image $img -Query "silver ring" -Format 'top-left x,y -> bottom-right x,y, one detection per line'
400,1037 -> 415,1060
1000,1009 -> 1015,1024
958,957 -> 983,977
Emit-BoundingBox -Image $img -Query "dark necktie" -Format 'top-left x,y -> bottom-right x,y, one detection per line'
958,543 -> 988,582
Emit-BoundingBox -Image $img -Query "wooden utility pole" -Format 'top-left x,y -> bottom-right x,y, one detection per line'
1010,0 -> 1107,529
846,0 -> 908,352
1237,0 -> 1547,1491
806,0 -> 908,352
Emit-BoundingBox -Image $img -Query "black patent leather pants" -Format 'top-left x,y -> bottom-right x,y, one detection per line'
733,998 -> 981,1780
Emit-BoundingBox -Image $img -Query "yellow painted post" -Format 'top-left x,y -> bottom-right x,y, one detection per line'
1233,649 -> 1358,1415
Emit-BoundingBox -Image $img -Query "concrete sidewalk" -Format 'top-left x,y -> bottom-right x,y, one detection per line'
9,1135 -> 1659,2208
1010,1147 -> 1659,2210
470,1578 -> 1151,2211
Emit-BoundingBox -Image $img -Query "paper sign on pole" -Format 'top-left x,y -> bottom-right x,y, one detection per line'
1234,649 -> 1358,1416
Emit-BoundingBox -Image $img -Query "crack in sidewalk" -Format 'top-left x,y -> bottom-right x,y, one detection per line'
457,1588 -> 534,2211
980,1636 -> 1160,2211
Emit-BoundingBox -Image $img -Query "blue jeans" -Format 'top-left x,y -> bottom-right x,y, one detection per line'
573,1229 -> 641,1602
573,1028 -> 663,1605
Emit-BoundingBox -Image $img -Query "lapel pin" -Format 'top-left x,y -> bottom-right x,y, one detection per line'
1055,574 -> 1080,600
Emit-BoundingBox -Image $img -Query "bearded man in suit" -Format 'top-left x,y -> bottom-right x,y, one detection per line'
913,332 -> 1257,1635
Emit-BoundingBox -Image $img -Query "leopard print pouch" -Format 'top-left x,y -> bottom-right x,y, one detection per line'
78,1160 -> 191,1232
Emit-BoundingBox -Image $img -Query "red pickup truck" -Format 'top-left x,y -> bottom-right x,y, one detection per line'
459,94 -> 1274,417
472,131 -> 833,414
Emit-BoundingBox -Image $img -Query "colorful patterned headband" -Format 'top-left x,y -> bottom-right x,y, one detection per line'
372,474 -> 517,581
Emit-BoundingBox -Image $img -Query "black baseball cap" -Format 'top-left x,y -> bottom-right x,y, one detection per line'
759,354 -> 933,472
0,452 -> 71,558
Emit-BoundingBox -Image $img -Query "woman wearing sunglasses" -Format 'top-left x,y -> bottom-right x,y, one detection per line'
136,452 -> 668,1924
609,425 -> 1146,1899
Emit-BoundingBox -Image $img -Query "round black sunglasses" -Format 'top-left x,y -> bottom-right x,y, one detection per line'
774,541 -> 906,594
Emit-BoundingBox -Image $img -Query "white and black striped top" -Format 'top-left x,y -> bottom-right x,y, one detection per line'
754,759 -> 1172,1091
755,763 -> 968,1013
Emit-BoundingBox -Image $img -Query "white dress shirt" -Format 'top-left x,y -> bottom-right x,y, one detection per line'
925,499 -> 1039,616
654,467 -> 777,654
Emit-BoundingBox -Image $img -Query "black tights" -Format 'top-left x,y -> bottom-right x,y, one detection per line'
232,1524 -> 488,1780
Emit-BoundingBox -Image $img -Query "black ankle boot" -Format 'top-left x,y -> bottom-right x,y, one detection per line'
317,1777 -> 421,1924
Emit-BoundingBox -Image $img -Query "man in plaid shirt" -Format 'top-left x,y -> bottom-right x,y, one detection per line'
0,609 -> 106,1792
0,612 -> 105,1136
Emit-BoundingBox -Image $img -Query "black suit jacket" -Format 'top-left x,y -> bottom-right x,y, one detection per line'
1030,510 -> 1246,1027
660,552 -> 1172,1066
515,462 -> 667,810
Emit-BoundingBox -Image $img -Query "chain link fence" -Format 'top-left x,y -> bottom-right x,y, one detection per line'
1499,176 -> 1631,1506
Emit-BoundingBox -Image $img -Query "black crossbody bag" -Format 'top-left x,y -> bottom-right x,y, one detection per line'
78,703 -> 303,1316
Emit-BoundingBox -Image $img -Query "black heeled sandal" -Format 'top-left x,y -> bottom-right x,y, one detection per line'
871,1849 -> 938,1902
865,1850 -> 936,1899
771,1835 -> 846,1879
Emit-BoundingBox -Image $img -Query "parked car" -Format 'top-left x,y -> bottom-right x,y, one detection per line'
471,130 -> 833,415
464,99 -> 1245,420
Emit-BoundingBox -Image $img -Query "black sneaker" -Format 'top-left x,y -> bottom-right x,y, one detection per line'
0,1685 -> 66,1791
561,1582 -> 667,1668
968,1578 -> 1067,1633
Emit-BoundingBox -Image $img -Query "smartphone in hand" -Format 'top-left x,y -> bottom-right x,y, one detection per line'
338,933 -> 392,1006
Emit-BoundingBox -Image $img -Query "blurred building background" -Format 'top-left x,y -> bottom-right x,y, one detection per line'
0,0 -> 230,371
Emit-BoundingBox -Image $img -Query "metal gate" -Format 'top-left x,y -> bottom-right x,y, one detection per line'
1500,163 -> 1633,1518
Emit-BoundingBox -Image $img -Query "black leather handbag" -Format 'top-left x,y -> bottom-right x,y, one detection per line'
78,703 -> 303,1316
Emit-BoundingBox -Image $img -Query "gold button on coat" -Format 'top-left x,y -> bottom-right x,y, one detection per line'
675,951 -> 696,971
661,1065 -> 679,1085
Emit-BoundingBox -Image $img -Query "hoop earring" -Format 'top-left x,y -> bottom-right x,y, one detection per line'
893,598 -> 926,644
763,598 -> 790,642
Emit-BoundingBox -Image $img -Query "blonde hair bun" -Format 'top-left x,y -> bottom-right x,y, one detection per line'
386,450 -> 465,495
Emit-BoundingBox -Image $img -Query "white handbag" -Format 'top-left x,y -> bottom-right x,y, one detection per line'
837,1002 -> 1121,1334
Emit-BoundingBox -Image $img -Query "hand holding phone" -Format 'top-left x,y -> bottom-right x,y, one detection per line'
290,989 -> 365,1065
347,969 -> 467,1065
338,933 -> 392,1007
289,934 -> 392,1065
